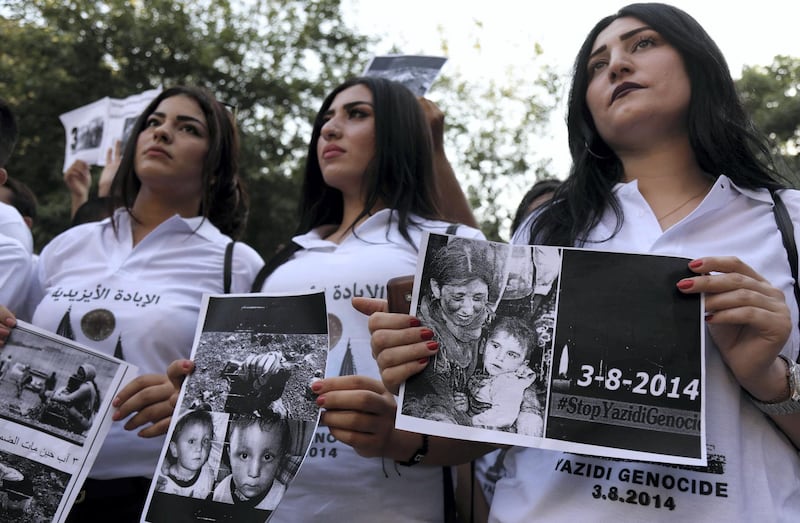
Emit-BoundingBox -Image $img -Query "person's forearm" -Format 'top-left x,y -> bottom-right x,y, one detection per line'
433,151 -> 479,229
70,192 -> 88,219
387,428 -> 497,466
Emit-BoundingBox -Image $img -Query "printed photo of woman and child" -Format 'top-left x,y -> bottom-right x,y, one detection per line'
401,234 -> 561,437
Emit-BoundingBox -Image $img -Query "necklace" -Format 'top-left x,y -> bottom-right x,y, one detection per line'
656,184 -> 712,223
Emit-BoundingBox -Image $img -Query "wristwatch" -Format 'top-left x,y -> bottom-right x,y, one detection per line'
396,434 -> 429,466
750,354 -> 800,415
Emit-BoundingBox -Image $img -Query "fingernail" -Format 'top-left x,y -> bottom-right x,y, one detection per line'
3,318 -> 14,327
182,361 -> 192,370
420,328 -> 435,341
418,357 -> 429,365
112,397 -> 120,407
705,314 -> 714,322
311,381 -> 322,393
677,279 -> 693,290
426,341 -> 439,351
689,259 -> 703,269
409,318 -> 421,328
316,395 -> 325,406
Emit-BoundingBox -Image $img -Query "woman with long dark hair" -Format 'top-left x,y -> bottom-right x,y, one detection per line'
366,4 -> 800,521
2,86 -> 264,521
256,76 -> 483,522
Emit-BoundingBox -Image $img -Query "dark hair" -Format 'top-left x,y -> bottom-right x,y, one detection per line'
487,315 -> 537,361
0,177 -> 37,221
510,178 -> 562,236
224,412 -> 290,476
0,98 -> 19,167
168,410 -> 215,465
110,85 -> 248,239
530,3 -> 786,247
427,236 -> 505,305
295,76 -> 439,246
71,196 -> 114,228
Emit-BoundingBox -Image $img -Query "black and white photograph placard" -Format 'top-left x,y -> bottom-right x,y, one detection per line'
141,291 -> 328,523
58,87 -> 162,171
397,233 -> 705,466
0,321 -> 136,522
362,55 -> 447,96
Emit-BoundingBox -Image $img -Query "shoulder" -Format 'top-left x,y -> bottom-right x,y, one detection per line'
40,221 -> 107,259
773,187 -> 800,215
228,241 -> 265,271
409,215 -> 486,240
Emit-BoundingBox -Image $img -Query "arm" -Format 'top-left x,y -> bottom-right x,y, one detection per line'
63,160 -> 91,219
112,359 -> 194,438
98,141 -> 121,197
351,297 -> 498,465
314,374 -> 496,466
52,383 -> 94,404
419,98 -> 478,229
679,256 -> 800,447
0,238 -> 29,318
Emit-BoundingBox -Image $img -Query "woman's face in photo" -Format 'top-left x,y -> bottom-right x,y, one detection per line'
316,84 -> 376,198
434,278 -> 489,327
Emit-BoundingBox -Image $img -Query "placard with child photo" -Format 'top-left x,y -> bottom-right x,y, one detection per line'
141,292 -> 327,523
397,233 -> 705,466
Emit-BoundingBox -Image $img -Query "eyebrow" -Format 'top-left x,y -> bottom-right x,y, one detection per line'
151,111 -> 207,129
589,26 -> 652,60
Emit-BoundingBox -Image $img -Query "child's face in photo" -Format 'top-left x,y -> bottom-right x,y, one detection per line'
483,329 -> 527,376
229,423 -> 282,500
171,420 -> 212,473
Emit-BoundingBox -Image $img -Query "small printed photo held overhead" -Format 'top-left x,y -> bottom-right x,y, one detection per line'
58,87 -> 162,171
0,321 -> 137,523
362,55 -> 448,96
397,233 -> 706,466
142,291 -> 328,523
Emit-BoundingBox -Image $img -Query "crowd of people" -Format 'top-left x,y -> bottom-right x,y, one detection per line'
0,2 -> 798,522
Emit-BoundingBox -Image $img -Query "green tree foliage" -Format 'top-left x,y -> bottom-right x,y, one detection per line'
1,0 -> 371,254
736,55 -> 800,180
431,38 -> 562,241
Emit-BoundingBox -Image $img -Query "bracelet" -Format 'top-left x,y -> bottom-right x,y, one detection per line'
748,354 -> 800,416
396,433 -> 429,467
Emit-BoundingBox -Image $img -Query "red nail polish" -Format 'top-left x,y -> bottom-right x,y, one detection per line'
311,381 -> 322,393
316,395 -> 325,406
688,259 -> 703,269
426,341 -> 439,351
418,357 -> 429,365
420,328 -> 435,341
409,317 -> 421,327
183,361 -> 192,370
705,314 -> 714,322
677,279 -> 693,290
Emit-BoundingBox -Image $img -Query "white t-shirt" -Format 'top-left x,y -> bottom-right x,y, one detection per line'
212,474 -> 285,510
261,209 -> 484,523
0,201 -> 33,254
0,232 -> 31,317
491,175 -> 800,522
30,210 -> 264,479
157,464 -> 216,499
